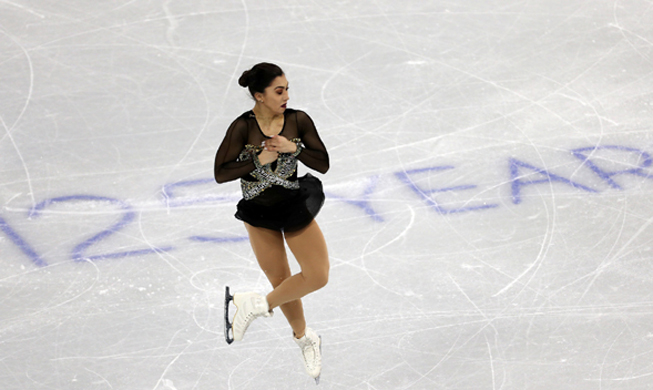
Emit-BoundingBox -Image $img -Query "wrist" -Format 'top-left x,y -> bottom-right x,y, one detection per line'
291,142 -> 303,157
252,150 -> 266,169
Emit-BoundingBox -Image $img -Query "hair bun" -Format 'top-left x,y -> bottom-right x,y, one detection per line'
238,63 -> 284,98
238,70 -> 252,88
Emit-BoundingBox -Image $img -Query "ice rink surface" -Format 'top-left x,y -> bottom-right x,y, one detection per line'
2,1 -> 653,389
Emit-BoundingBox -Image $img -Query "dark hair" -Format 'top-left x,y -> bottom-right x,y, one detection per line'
238,63 -> 284,99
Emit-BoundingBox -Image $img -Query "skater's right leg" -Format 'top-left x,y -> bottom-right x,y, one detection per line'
244,223 -> 307,337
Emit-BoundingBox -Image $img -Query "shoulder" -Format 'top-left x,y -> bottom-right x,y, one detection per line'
235,110 -> 255,122
286,108 -> 309,118
286,108 -> 315,126
228,111 -> 254,127
225,112 -> 255,140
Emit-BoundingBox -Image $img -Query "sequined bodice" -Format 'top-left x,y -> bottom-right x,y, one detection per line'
214,109 -> 330,196
237,139 -> 303,200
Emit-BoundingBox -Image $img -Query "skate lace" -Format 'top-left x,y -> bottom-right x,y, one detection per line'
241,298 -> 270,331
242,313 -> 255,331
241,306 -> 261,331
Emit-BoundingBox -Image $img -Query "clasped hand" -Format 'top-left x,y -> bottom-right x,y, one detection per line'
258,135 -> 297,165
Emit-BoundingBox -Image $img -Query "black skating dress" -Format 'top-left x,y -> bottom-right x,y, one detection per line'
214,109 -> 329,232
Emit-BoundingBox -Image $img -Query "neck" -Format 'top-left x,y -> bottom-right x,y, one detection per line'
253,104 -> 281,122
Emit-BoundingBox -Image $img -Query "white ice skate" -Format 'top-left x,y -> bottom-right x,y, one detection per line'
224,287 -> 273,344
294,327 -> 322,384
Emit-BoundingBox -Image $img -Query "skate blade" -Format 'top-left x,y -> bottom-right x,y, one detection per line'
224,286 -> 234,344
314,335 -> 322,385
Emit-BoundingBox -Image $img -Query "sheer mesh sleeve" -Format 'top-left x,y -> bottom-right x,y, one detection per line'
214,117 -> 255,183
296,111 -> 329,174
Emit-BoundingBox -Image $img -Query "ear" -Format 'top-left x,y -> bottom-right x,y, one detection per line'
254,92 -> 264,103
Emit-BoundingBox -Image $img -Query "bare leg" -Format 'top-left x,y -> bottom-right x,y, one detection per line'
244,223 -> 306,336
265,220 -> 330,322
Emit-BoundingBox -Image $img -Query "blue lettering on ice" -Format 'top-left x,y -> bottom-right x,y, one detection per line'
162,179 -> 248,243
509,158 -> 597,204
395,166 -> 498,214
325,175 -> 385,222
0,216 -> 48,267
571,145 -> 653,190
5,143 -> 653,267
29,195 -> 174,262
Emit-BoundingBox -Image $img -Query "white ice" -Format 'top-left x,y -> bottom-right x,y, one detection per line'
2,1 -> 653,389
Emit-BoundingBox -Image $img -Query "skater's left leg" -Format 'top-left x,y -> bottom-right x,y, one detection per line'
265,220 -> 329,318
244,223 -> 306,337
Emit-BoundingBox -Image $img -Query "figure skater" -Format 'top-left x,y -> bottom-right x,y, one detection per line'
214,62 -> 330,382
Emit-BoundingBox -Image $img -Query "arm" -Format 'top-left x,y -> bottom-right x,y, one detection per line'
295,111 -> 329,174
214,118 -> 256,184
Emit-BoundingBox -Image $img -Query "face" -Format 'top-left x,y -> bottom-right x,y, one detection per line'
255,74 -> 289,115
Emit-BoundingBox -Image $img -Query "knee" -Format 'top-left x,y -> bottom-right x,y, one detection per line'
309,268 -> 329,291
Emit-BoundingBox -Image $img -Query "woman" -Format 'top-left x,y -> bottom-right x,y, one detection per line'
214,62 -> 330,382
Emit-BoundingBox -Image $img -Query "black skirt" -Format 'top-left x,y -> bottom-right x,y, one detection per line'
235,173 -> 325,232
